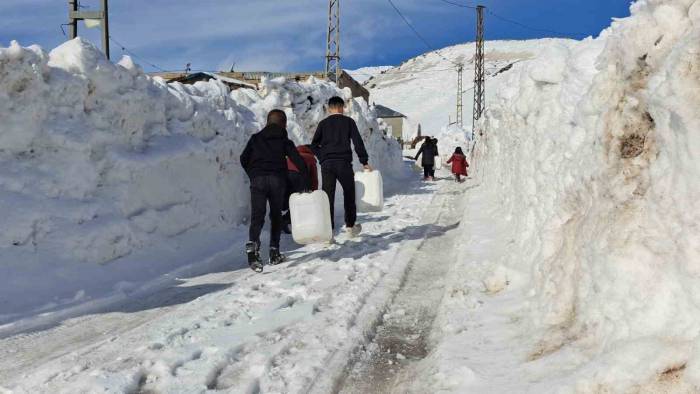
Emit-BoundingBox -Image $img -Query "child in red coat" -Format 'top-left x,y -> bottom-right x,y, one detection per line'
446,147 -> 469,183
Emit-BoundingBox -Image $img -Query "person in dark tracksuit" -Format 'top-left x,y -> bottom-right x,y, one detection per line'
240,110 -> 310,272
311,96 -> 372,236
415,137 -> 438,181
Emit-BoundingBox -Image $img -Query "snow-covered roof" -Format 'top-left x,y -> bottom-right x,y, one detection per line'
205,72 -> 256,89
374,104 -> 406,119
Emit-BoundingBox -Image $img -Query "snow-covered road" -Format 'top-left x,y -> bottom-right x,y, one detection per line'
0,166 -> 472,393
338,182 -> 465,393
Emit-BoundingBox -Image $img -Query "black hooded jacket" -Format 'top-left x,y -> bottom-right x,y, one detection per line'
415,139 -> 438,166
310,114 -> 369,165
240,124 -> 309,184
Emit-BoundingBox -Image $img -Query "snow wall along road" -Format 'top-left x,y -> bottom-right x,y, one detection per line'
0,38 -> 405,322
475,0 -> 700,389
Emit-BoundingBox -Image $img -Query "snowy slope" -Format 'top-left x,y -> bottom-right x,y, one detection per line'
346,66 -> 392,84
366,38 -> 577,141
0,38 -> 405,324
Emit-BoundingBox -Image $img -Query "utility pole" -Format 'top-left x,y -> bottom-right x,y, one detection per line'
324,0 -> 341,84
101,0 -> 109,60
472,5 -> 486,138
456,65 -> 464,127
67,0 -> 110,59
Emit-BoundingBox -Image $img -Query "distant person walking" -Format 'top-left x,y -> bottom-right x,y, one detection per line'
447,147 -> 469,183
240,110 -> 310,272
311,96 -> 371,236
415,137 -> 438,181
282,144 -> 318,234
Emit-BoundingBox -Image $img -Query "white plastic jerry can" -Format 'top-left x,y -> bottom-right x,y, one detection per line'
289,190 -> 333,245
434,155 -> 443,170
355,170 -> 384,212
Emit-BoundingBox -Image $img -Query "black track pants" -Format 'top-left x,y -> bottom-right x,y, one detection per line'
423,165 -> 435,178
249,175 -> 285,248
321,160 -> 356,229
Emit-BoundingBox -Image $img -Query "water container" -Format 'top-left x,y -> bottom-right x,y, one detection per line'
289,190 -> 333,244
434,155 -> 443,170
355,170 -> 384,212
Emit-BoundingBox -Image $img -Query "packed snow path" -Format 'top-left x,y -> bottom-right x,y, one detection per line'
337,184 -> 465,393
0,170 -> 471,393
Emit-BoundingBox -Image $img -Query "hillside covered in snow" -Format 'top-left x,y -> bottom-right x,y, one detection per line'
366,38 -> 578,140
346,66 -> 392,84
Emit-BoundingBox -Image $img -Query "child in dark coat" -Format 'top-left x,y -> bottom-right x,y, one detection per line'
446,147 -> 469,182
414,137 -> 438,181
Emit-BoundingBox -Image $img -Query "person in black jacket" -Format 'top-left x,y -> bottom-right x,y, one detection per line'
415,137 -> 438,181
240,109 -> 310,272
311,96 -> 371,236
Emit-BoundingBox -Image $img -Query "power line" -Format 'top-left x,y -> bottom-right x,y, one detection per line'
59,23 -> 71,37
350,68 -> 456,76
432,1 -> 589,39
350,62 -> 511,78
434,0 -> 477,9
108,36 -> 167,72
485,9 -> 588,39
385,0 -> 461,68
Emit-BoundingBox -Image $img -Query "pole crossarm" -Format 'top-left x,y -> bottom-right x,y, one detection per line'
69,11 -> 103,20
67,0 -> 110,60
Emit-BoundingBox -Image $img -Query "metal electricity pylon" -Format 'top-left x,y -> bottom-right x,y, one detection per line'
324,0 -> 341,84
472,5 -> 485,137
456,65 -> 464,127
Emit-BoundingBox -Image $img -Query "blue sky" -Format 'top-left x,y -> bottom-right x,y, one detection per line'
0,0 -> 631,73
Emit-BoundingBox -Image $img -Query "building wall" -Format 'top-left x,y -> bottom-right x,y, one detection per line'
338,71 -> 370,103
381,117 -> 403,139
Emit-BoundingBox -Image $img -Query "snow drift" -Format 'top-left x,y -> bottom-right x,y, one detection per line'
0,38 -> 404,322
475,0 -> 700,390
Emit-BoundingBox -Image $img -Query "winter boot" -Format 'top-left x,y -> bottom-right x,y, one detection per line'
282,211 -> 292,234
246,241 -> 263,273
269,247 -> 286,265
344,224 -> 362,238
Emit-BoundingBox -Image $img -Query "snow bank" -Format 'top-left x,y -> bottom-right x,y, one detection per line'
433,124 -> 471,159
0,38 -> 404,322
475,0 -> 700,389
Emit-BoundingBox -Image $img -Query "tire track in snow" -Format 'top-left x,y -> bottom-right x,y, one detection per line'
335,183 -> 466,394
